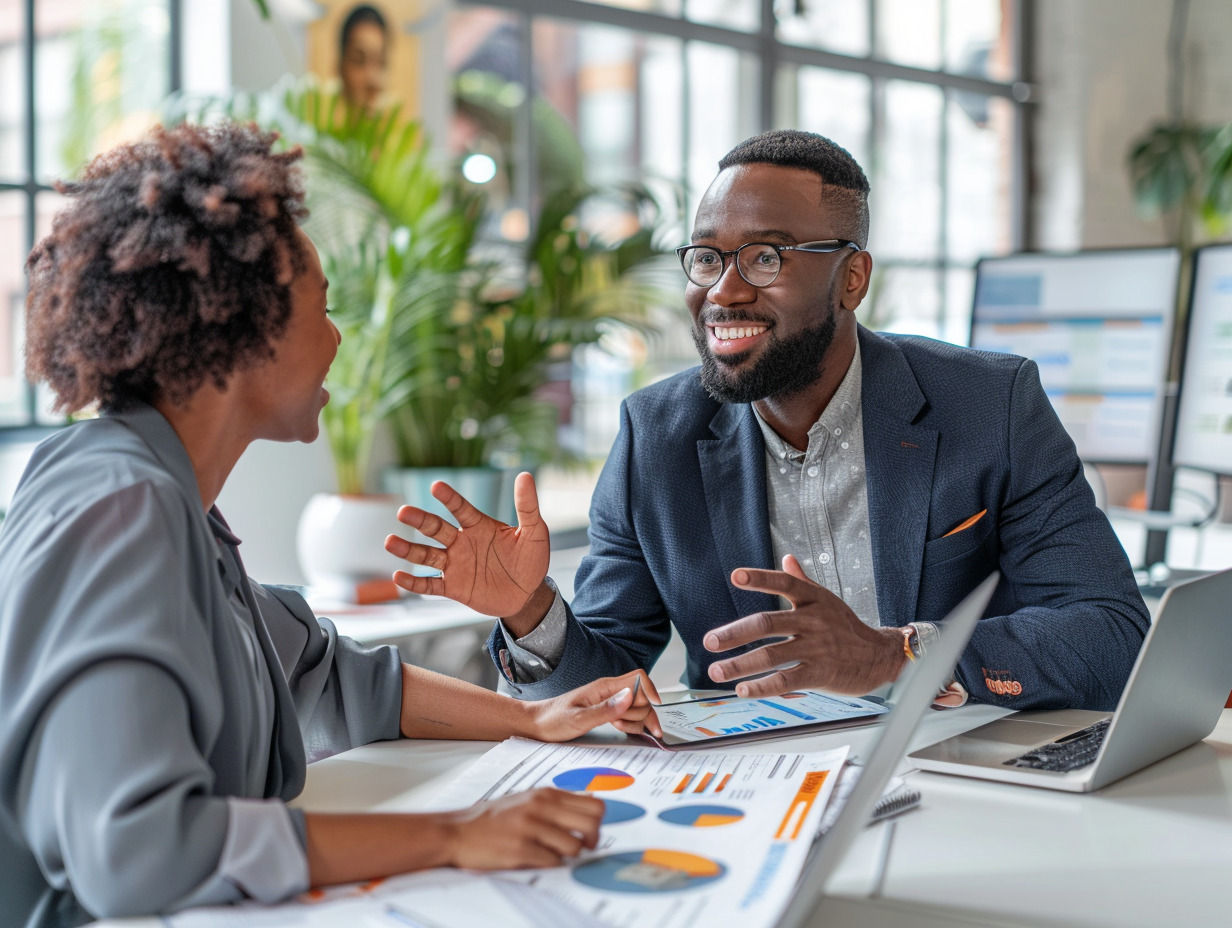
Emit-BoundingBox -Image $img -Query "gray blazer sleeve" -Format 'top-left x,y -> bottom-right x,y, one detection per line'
18,661 -> 307,917
256,583 -> 404,762
0,482 -> 311,919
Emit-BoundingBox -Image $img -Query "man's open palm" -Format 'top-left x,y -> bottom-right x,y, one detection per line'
385,472 -> 550,617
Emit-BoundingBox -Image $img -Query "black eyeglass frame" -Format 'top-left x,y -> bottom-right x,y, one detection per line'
675,239 -> 860,288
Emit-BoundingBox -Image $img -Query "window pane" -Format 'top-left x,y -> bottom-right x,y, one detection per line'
871,80 -> 943,261
946,0 -> 1014,82
0,191 -> 24,425
34,0 -> 171,183
639,34 -> 684,205
779,66 -> 871,170
776,0 -> 869,57
946,92 -> 1014,263
0,0 -> 24,181
876,0 -> 941,70
944,266 -> 974,347
871,265 -> 941,339
687,42 -> 758,221
684,0 -> 759,33
448,7 -> 527,241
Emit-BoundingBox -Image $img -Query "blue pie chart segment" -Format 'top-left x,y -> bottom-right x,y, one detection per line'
572,849 -> 727,894
658,804 -> 745,828
552,767 -> 635,791
600,800 -> 646,825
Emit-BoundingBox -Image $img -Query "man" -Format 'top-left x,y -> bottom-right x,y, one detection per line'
386,129 -> 1149,712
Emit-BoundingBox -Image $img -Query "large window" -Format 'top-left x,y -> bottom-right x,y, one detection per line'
0,0 -> 178,431
445,0 -> 1028,353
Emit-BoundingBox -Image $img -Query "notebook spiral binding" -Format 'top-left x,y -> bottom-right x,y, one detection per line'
870,786 -> 921,822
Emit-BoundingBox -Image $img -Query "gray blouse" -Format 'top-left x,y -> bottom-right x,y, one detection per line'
0,404 -> 404,927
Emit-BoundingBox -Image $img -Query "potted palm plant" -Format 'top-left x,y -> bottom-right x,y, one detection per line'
169,80 -> 666,590
381,180 -> 666,522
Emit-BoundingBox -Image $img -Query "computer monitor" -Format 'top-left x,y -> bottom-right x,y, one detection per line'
970,249 -> 1181,464
1172,243 -> 1232,477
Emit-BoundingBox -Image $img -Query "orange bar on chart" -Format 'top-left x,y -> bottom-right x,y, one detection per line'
673,774 -> 693,794
775,770 -> 829,841
716,773 -> 732,793
693,772 -> 714,793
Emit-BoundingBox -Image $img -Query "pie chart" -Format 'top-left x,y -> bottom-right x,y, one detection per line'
658,804 -> 745,828
572,849 -> 727,893
553,766 -> 635,791
600,799 -> 646,825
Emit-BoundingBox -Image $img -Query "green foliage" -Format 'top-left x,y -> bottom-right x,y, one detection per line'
168,78 -> 665,489
1126,121 -> 1232,244
389,182 -> 666,469
62,1 -> 169,179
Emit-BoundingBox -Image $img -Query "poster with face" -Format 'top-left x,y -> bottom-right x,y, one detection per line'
306,1 -> 421,117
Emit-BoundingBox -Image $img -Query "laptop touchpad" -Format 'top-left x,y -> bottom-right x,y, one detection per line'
962,718 -> 1076,746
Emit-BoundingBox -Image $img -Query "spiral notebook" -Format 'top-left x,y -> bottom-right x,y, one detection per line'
818,763 -> 921,834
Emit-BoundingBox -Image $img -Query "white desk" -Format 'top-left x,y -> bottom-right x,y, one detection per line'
284,706 -> 1232,928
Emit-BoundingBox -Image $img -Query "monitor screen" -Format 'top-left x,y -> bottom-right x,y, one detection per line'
1173,244 -> 1232,476
970,249 -> 1180,463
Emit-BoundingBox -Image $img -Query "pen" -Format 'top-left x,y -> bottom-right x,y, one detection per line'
631,675 -> 642,703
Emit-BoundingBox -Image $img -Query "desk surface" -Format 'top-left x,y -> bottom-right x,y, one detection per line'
285,705 -> 1232,928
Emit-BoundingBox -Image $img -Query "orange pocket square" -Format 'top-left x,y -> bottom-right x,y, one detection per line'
943,509 -> 987,538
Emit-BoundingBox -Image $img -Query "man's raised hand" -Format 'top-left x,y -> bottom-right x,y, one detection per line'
384,471 -> 550,618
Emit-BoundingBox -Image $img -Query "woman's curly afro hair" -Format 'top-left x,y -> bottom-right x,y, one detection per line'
24,121 -> 308,414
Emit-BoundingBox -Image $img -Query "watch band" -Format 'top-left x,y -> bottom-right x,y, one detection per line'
901,625 -> 918,663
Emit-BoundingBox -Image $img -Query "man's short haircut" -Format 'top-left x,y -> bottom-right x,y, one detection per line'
340,4 -> 388,60
718,129 -> 870,248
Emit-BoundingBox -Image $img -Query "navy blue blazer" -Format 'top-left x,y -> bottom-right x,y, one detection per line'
490,327 -> 1149,711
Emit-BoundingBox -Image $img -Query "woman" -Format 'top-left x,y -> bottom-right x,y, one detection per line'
0,122 -> 659,927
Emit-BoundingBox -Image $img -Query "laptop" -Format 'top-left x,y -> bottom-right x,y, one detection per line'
907,567 -> 1232,793
773,571 -> 1000,928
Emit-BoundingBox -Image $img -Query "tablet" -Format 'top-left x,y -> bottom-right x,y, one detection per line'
642,689 -> 888,749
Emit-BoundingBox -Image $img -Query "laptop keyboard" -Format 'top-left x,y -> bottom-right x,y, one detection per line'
1003,718 -> 1112,772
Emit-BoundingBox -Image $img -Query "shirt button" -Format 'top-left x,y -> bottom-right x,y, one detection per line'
834,427 -> 842,436
841,441 -> 849,450
807,466 -> 820,477
820,552 -> 831,565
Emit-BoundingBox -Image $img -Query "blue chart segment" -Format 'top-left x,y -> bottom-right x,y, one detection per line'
658,804 -> 745,828
572,849 -> 727,893
720,715 -> 786,735
553,767 -> 635,791
759,698 -> 817,721
601,800 -> 646,825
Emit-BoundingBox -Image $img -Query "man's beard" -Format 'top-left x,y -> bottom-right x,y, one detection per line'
692,287 -> 840,405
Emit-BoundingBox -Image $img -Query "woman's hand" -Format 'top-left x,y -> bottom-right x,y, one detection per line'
443,789 -> 604,869
384,471 -> 550,618
531,670 -> 663,741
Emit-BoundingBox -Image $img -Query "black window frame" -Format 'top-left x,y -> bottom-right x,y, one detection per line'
0,0 -> 183,440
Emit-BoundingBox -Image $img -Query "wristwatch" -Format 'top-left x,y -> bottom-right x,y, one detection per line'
900,624 -> 924,662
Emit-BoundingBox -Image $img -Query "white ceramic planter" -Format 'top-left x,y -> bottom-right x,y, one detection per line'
296,493 -> 406,601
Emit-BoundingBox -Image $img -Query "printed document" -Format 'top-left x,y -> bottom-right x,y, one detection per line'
428,737 -> 848,928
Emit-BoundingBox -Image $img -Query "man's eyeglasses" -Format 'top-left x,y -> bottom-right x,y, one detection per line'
676,240 -> 859,289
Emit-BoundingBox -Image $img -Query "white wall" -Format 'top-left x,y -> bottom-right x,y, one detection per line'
1034,0 -> 1232,250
